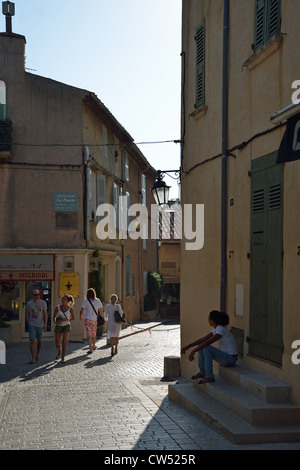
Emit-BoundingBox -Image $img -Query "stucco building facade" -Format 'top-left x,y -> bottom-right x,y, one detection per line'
0,27 -> 157,343
180,0 -> 300,403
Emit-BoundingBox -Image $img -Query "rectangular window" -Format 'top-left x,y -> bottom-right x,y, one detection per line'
141,174 -> 147,249
102,125 -> 108,157
113,182 -> 120,229
96,174 -> 106,220
0,81 -> 6,119
126,191 -> 130,232
254,0 -> 281,52
195,21 -> 205,109
125,153 -> 130,181
126,255 -> 130,297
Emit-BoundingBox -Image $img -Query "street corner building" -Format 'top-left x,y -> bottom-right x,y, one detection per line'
0,10 -> 158,344
179,0 -> 300,405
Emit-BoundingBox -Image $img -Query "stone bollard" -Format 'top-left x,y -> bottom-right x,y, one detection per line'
163,355 -> 180,379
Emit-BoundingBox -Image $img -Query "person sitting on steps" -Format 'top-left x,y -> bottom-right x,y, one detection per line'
181,310 -> 238,384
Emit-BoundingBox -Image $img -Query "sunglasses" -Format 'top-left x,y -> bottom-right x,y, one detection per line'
33,293 -> 40,296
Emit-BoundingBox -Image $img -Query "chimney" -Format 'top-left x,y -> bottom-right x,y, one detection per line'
0,1 -> 26,78
2,1 -> 15,34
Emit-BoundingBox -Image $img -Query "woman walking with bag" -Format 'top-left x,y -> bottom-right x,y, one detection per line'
53,294 -> 75,363
104,294 -> 124,356
80,288 -> 104,354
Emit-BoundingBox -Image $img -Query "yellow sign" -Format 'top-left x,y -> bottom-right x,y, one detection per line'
59,273 -> 80,297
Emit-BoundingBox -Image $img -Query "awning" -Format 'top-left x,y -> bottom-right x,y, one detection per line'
0,254 -> 55,281
276,113 -> 300,164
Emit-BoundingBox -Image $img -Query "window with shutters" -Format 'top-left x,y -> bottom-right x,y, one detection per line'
102,125 -> 108,157
96,174 -> 106,220
195,21 -> 205,109
125,152 -> 130,181
141,174 -> 147,249
254,0 -> 281,53
0,81 -> 6,119
126,255 -> 130,297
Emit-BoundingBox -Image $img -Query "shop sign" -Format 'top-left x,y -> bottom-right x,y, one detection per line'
54,193 -> 78,212
59,273 -> 80,297
0,255 -> 55,281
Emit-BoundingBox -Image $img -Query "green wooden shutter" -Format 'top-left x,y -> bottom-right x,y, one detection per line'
254,0 -> 266,52
249,153 -> 284,365
195,21 -> 205,108
254,0 -> 281,52
267,0 -> 281,42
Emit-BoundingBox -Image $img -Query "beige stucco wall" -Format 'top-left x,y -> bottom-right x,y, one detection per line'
181,0 -> 300,403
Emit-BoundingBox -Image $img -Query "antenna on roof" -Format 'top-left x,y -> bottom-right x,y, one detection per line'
2,1 -> 15,34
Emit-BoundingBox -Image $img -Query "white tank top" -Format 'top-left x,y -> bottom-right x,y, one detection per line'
56,305 -> 72,327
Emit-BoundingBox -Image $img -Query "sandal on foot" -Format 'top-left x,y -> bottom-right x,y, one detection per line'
56,347 -> 62,360
198,378 -> 215,384
191,373 -> 205,380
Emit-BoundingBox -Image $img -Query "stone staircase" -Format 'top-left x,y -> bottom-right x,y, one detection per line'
168,362 -> 300,444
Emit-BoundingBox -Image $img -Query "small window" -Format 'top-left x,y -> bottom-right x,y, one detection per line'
254,0 -> 281,53
125,153 -> 129,181
102,125 -> 108,157
96,174 -> 106,220
0,81 -> 6,119
126,255 -> 130,297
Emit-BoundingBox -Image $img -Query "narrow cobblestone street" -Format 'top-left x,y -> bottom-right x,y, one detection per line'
1,321 -> 300,453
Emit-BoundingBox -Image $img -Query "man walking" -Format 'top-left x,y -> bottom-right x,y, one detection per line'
25,289 -> 48,364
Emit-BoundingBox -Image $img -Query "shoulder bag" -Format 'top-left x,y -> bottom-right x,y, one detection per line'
115,308 -> 126,324
88,298 -> 104,326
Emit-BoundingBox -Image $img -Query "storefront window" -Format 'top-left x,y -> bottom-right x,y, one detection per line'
0,281 -> 20,322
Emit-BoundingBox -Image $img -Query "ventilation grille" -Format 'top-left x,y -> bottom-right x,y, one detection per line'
269,184 -> 281,209
253,189 -> 264,213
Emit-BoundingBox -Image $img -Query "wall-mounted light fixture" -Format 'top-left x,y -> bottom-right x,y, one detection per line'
151,169 -> 181,206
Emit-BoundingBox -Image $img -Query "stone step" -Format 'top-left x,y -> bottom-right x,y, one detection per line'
219,363 -> 292,403
169,383 -> 300,445
193,376 -> 300,426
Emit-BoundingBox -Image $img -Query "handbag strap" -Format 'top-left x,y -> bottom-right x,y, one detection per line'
87,298 -> 98,320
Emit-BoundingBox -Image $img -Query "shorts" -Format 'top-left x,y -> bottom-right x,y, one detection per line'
84,319 -> 97,337
29,324 -> 43,341
55,324 -> 71,334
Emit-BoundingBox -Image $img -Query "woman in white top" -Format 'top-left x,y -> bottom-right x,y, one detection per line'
53,294 -> 75,363
181,310 -> 238,384
80,288 -> 103,354
104,294 -> 124,356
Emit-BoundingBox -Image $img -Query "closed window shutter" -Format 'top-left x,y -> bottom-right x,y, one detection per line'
195,21 -> 205,108
126,255 -> 130,297
113,182 -> 120,229
254,0 -> 281,52
267,0 -> 281,41
254,0 -> 266,52
96,174 -> 106,220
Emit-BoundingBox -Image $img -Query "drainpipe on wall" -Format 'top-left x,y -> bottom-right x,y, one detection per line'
83,146 -> 91,248
220,0 -> 229,312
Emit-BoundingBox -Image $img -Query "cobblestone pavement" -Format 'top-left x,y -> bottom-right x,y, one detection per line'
1,320 -> 300,452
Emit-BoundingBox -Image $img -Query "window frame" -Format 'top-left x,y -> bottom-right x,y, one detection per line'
253,0 -> 281,53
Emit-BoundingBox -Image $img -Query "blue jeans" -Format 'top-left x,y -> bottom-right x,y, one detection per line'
198,346 -> 237,379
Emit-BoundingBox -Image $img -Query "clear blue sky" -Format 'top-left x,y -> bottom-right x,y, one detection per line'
7,0 -> 182,199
